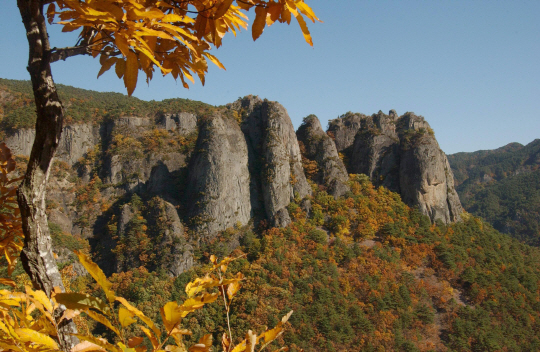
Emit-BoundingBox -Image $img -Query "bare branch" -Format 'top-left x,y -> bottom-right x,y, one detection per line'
49,46 -> 91,63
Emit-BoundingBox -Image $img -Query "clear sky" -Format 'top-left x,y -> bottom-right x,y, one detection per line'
1,1 -> 539,154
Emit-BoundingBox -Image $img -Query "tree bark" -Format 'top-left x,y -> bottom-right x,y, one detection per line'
16,0 -> 78,350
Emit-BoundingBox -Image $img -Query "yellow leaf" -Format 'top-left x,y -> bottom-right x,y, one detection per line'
257,311 -> 293,350
74,334 -> 122,352
162,14 -> 195,24
295,1 -> 320,22
54,292 -> 110,314
131,7 -> 164,20
188,334 -> 212,352
0,278 -> 15,287
59,308 -> 81,324
221,333 -> 230,352
178,293 -> 219,317
98,57 -> 118,78
160,301 -> 183,332
203,52 -> 225,71
75,250 -> 116,303
185,275 -> 216,298
15,328 -> 58,349
295,14 -> 312,46
116,296 -> 161,338
115,33 -> 131,57
252,5 -> 267,41
213,0 -> 234,19
281,4 -> 291,24
119,307 -> 137,327
71,340 -> 107,352
140,325 -> 159,348
194,15 -> 208,39
266,2 -> 281,26
47,3 -> 56,25
124,50 -> 139,96
127,337 -> 144,348
85,309 -> 121,336
165,345 -> 188,352
26,286 -> 53,313
115,58 -> 126,78
117,342 -> 137,352
281,310 -> 293,323
94,2 -> 124,21
227,280 -> 241,300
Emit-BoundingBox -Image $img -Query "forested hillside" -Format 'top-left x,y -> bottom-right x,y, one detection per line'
5,171 -> 540,351
3,79 -> 540,351
0,78 -> 214,131
448,140 -> 540,245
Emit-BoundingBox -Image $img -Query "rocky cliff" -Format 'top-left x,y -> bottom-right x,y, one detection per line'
4,87 -> 463,278
184,112 -> 252,235
296,115 -> 349,198
328,110 -> 462,223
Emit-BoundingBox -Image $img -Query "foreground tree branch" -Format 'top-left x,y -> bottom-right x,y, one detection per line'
16,0 -> 78,350
50,45 -> 91,63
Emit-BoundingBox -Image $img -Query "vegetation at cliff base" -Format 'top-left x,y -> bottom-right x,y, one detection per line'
43,175 -> 540,352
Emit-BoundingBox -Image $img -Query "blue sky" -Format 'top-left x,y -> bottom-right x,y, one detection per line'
1,1 -> 539,154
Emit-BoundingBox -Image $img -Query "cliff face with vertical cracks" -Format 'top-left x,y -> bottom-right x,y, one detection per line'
296,115 -> 349,198
184,112 -> 252,236
328,111 -> 462,223
236,96 -> 311,227
3,81 -> 463,280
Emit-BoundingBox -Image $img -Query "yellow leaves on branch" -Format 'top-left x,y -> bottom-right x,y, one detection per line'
47,0 -> 320,95
0,143 -> 24,277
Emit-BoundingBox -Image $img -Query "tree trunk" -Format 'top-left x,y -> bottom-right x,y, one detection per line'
16,1 -> 78,350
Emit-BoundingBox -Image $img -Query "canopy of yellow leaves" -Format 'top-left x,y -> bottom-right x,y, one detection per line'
47,0 -> 320,95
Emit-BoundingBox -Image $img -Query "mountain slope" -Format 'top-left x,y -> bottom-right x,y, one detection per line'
4,79 -> 540,351
448,139 -> 540,244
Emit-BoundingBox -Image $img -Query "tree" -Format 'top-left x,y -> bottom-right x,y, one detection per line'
15,0 -> 319,350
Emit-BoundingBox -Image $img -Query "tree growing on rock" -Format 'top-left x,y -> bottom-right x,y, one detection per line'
15,0 -> 319,349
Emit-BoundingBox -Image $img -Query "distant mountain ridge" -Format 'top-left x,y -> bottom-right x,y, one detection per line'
448,139 -> 540,244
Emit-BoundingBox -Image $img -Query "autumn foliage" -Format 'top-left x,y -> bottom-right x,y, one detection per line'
0,147 -> 293,352
46,0 -> 320,95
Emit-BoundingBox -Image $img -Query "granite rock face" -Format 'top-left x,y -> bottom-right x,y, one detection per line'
327,113 -> 366,155
397,113 -> 462,223
240,97 -> 311,227
184,112 -> 252,235
349,110 -> 401,192
159,112 -> 197,135
5,123 -> 99,166
296,115 -> 350,198
186,97 -> 312,232
331,110 -> 462,223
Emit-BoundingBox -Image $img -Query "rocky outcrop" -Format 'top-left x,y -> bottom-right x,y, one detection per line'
296,115 -> 350,198
5,128 -> 35,157
6,123 -> 99,166
184,112 -> 252,235
333,110 -> 462,223
397,113 -> 462,223
349,110 -> 401,192
103,116 -> 187,193
57,124 -> 100,166
159,112 -> 197,135
146,198 -> 193,277
327,113 -> 366,155
240,96 -> 311,227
